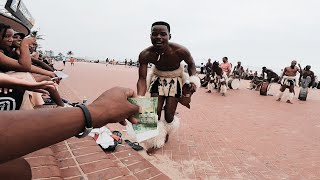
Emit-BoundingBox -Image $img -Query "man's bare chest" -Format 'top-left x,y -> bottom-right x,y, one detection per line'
285,68 -> 298,75
149,53 -> 182,71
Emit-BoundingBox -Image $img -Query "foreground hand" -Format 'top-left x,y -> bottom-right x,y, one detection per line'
23,80 -> 55,94
88,87 -> 140,127
0,73 -> 54,94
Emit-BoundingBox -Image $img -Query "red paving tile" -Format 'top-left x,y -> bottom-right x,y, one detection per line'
86,167 -> 127,179
76,152 -> 115,164
57,158 -> 77,168
31,166 -> 62,179
60,166 -> 82,178
80,159 -> 117,174
134,167 -> 162,180
127,160 -> 154,174
58,63 -> 320,179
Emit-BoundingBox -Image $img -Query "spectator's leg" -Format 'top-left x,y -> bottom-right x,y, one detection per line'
0,158 -> 32,180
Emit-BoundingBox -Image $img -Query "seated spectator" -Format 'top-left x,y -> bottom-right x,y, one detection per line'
0,23 -> 64,107
232,61 -> 244,79
13,33 -> 56,72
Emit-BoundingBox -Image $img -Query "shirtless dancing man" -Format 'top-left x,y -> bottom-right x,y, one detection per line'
277,60 -> 301,104
137,21 -> 200,154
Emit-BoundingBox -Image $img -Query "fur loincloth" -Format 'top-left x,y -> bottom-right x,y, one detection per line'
147,64 -> 190,97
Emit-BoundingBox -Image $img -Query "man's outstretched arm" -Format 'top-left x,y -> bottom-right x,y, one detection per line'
0,87 -> 139,164
137,52 -> 148,96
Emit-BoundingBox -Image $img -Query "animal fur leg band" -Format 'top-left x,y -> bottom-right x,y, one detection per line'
221,85 -> 227,94
164,116 -> 180,134
144,119 -> 167,149
208,82 -> 213,91
287,93 -> 294,101
277,91 -> 284,99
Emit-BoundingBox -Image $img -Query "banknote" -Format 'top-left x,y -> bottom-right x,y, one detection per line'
128,97 -> 158,134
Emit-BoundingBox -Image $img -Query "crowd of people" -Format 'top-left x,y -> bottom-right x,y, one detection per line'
199,56 -> 318,103
0,23 -> 67,108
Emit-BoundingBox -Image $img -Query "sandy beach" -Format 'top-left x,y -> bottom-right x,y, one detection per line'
56,61 -> 320,179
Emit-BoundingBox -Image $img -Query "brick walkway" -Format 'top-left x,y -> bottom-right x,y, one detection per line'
60,62 -> 320,179
25,74 -> 170,180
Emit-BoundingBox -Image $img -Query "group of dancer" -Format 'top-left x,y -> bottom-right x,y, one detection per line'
200,58 -> 244,96
275,61 -> 315,103
137,21 -> 318,156
250,60 -> 315,103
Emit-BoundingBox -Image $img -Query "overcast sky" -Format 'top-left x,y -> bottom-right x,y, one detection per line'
20,0 -> 320,72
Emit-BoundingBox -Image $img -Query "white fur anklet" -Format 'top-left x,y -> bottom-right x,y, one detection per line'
287,92 -> 294,101
164,116 -> 180,134
208,82 -> 213,91
144,119 -> 167,149
221,85 -> 227,94
277,91 -> 284,99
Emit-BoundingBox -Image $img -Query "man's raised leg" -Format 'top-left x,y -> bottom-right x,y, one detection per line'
163,97 -> 180,142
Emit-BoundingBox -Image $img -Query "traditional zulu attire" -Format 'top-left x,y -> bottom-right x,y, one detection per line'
207,71 -> 228,95
277,76 -> 296,101
207,74 -> 215,91
145,63 -> 200,150
216,72 -> 228,95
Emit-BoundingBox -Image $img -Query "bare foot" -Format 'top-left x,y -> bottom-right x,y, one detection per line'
276,98 -> 281,101
146,147 -> 156,156
286,100 -> 293,104
165,134 -> 169,143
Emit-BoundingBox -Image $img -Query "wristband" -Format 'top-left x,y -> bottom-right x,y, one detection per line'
75,104 -> 93,138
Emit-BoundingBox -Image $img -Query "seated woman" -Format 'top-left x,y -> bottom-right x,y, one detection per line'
13,33 -> 56,72
0,23 -> 64,107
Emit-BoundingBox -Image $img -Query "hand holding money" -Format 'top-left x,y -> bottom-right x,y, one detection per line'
88,87 -> 140,127
127,97 -> 159,142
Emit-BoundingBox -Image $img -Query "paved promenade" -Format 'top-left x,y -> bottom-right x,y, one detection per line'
60,62 -> 320,179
